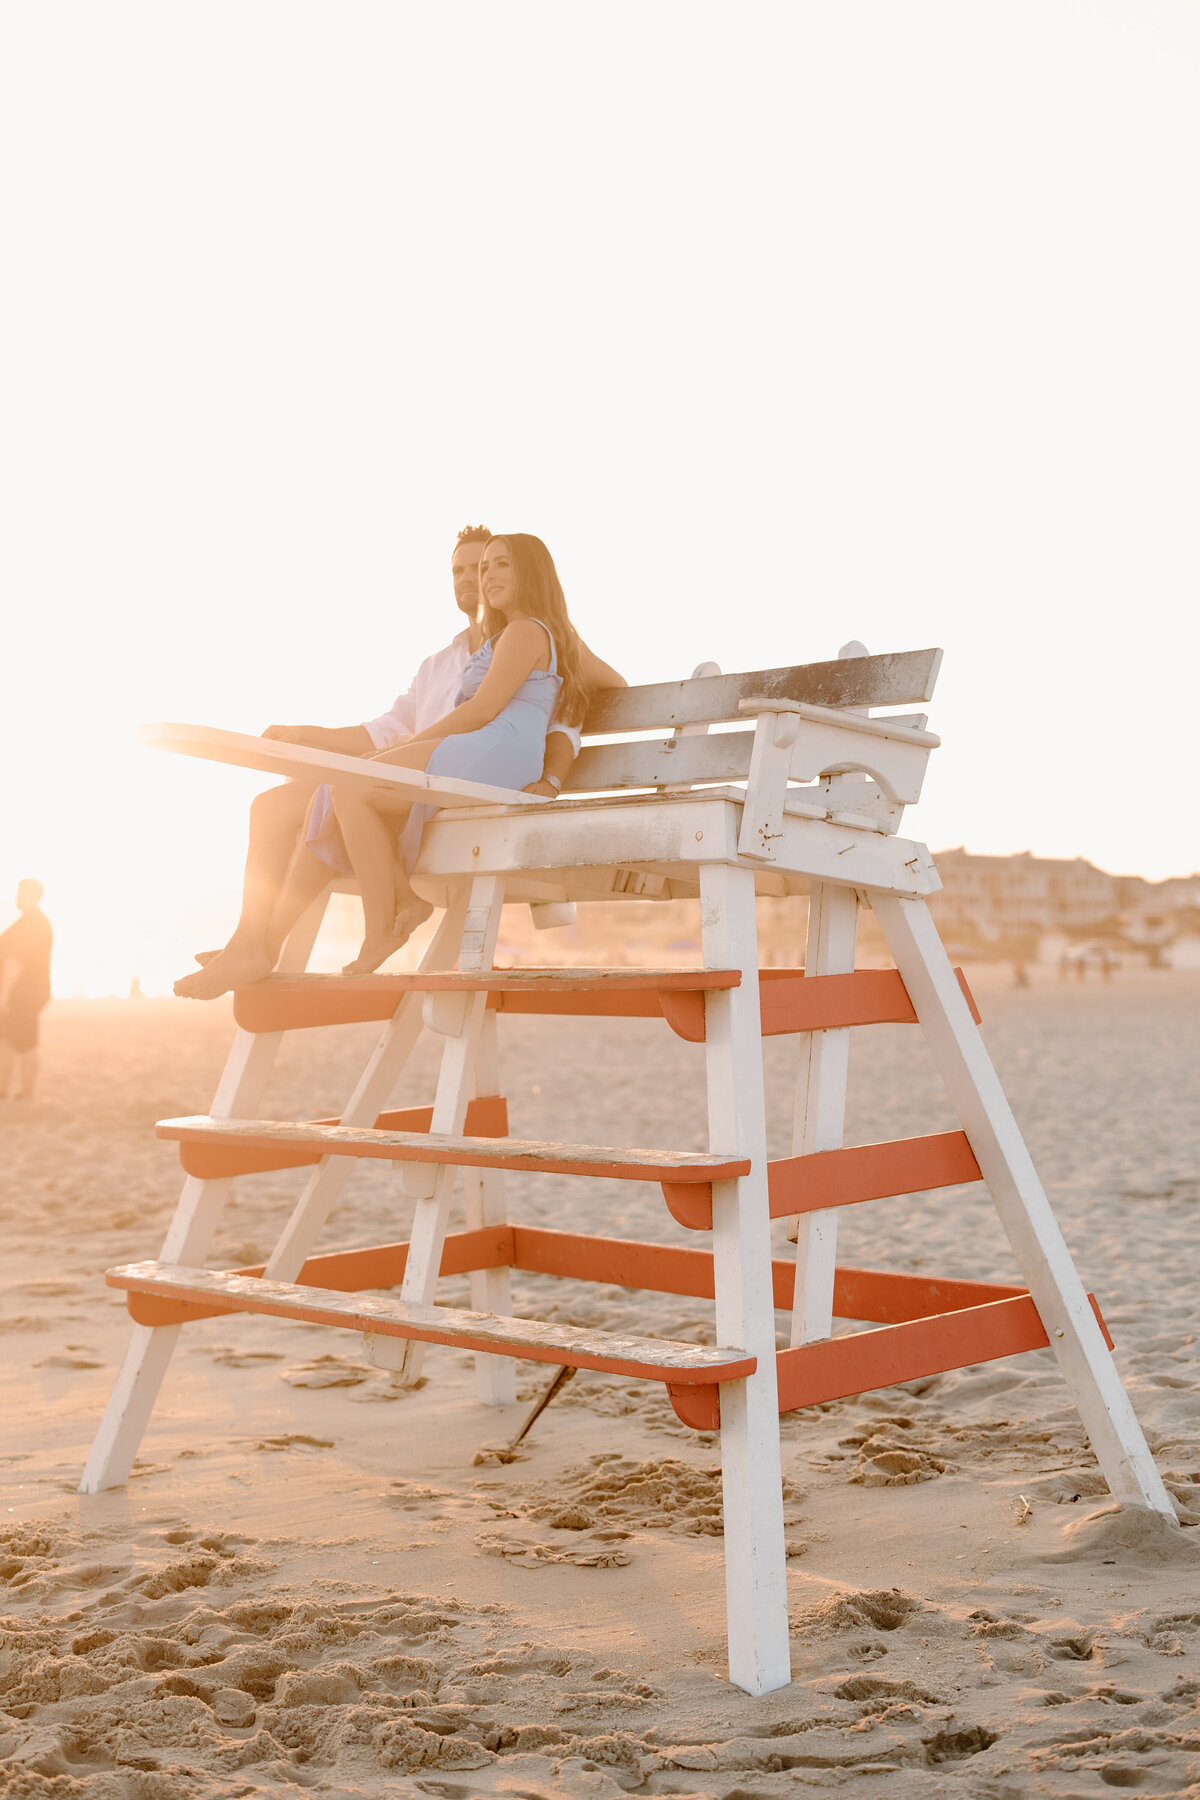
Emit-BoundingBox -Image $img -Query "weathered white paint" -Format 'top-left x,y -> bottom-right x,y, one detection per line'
789,884 -> 860,1346
463,1008 -> 516,1404
264,894 -> 470,1280
108,1263 -> 753,1377
872,891 -> 1174,1518
737,706 -> 802,862
584,647 -> 944,734
393,876 -> 506,1383
416,794 -> 943,897
79,893 -> 329,1493
700,862 -> 792,1696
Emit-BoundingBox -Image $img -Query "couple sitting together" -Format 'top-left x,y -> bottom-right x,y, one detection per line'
175,527 -> 626,1000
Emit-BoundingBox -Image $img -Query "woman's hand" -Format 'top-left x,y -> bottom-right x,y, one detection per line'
522,779 -> 560,799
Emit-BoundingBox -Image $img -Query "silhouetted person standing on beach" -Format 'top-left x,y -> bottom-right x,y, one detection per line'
0,880 -> 53,1101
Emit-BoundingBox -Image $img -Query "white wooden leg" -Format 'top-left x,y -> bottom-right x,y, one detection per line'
80,896 -> 329,1493
873,892 -> 1173,1517
265,894 -> 469,1281
392,877 -> 505,1384
463,1008 -> 516,1404
789,883 -> 859,1346
700,862 -> 791,1696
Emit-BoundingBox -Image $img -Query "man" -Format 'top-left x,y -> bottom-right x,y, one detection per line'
175,525 -> 585,1000
0,879 -> 53,1101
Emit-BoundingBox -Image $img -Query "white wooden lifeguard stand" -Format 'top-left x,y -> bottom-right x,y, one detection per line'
82,645 -> 1173,1697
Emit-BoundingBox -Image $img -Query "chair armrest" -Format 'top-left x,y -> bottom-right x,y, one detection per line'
734,697 -> 941,861
738,697 -> 940,749
138,723 -> 552,810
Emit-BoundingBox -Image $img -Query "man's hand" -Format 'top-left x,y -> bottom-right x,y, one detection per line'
261,724 -> 376,756
262,724 -> 315,745
522,779 -> 560,799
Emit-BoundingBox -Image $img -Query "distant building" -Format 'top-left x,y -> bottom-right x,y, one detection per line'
929,849 -> 1117,952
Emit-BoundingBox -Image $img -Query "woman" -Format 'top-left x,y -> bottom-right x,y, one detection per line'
310,533 -> 623,975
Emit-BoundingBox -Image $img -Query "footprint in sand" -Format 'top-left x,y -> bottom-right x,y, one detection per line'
250,1433 -> 335,1453
791,1586 -> 924,1637
838,1424 -> 949,1487
475,1527 -> 633,1568
281,1355 -> 372,1388
495,1453 -> 739,1537
208,1347 -> 286,1368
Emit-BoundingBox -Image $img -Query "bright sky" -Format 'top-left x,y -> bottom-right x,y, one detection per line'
3,1 -> 1198,993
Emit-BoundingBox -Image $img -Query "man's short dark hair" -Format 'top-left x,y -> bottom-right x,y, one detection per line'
456,524 -> 492,546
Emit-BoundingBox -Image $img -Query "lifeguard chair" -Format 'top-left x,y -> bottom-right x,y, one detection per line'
82,644 -> 1173,1697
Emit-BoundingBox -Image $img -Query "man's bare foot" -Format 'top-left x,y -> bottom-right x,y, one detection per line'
174,944 -> 273,1000
342,901 -> 433,976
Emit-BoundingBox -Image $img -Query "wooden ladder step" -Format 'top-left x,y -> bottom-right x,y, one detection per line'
230,966 -> 979,1040
157,1115 -> 750,1188
105,1262 -> 756,1386
173,1095 -> 509,1179
662,1129 -> 983,1229
669,1289 -> 1114,1430
233,967 -> 740,1034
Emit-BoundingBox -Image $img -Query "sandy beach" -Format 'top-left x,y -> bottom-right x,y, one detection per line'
3,961 -> 1200,1798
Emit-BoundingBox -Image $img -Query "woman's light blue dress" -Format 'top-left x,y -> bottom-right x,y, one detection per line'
305,620 -> 561,876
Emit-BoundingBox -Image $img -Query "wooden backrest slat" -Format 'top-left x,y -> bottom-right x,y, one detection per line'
566,730 -> 756,792
580,648 -> 942,736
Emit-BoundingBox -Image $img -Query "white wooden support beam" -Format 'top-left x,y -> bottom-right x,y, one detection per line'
264,893 -> 470,1277
872,892 -> 1174,1519
423,992 -> 469,1037
79,893 -> 330,1493
737,703 -> 801,862
462,1007 -> 516,1405
789,883 -> 859,1347
699,862 -> 791,1696
392,876 -> 506,1384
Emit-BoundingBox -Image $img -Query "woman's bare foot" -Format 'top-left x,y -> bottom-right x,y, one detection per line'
341,901 -> 433,976
194,949 -> 220,966
394,897 -> 434,940
341,932 -> 411,976
174,944 -> 274,1000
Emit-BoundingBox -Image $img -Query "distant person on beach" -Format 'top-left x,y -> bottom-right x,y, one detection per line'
279,531 -> 622,975
176,525 -> 624,999
0,880 -> 53,1101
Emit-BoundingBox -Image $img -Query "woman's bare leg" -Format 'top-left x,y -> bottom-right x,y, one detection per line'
333,742 -> 441,974
175,794 -> 331,1001
175,781 -> 320,998
329,785 -> 430,973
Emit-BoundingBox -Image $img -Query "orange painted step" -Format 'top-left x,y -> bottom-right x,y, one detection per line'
110,1227 -> 1110,1429
230,966 -> 981,1040
120,1229 -> 1043,1329
668,1291 -> 1114,1430
232,967 -> 740,1034
661,1129 -> 983,1229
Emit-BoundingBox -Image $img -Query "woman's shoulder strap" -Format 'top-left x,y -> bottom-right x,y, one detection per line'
525,617 -> 557,670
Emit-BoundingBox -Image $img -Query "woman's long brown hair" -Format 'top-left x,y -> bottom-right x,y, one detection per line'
478,534 -> 590,727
